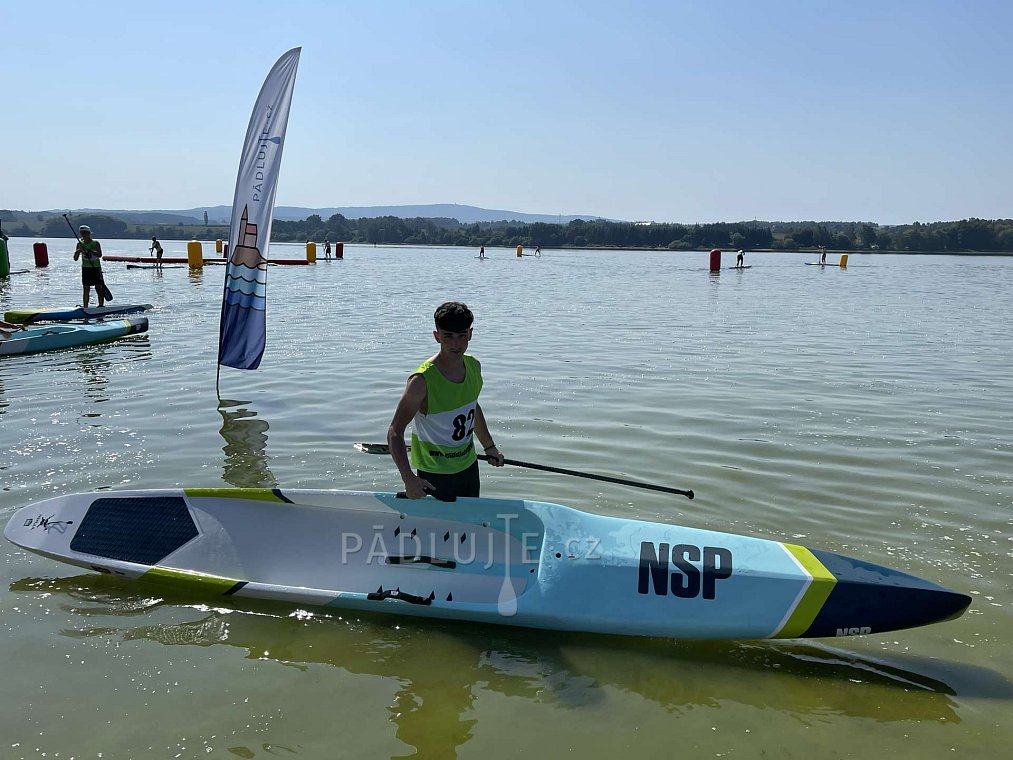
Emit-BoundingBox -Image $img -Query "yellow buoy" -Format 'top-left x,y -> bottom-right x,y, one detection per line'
516,244 -> 523,257
839,253 -> 849,267
306,241 -> 317,263
187,240 -> 203,269
215,238 -> 223,253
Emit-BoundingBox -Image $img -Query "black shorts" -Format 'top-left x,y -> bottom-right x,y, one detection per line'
82,268 -> 103,287
417,460 -> 480,501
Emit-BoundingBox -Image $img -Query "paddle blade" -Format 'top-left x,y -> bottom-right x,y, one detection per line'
354,442 -> 392,455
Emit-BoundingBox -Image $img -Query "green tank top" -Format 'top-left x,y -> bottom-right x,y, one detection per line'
410,355 -> 483,474
79,239 -> 102,269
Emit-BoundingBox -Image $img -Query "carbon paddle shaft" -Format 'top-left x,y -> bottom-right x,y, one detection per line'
483,455 -> 694,499
355,443 -> 694,499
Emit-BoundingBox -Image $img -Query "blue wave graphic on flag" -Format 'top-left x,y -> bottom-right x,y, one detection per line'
224,289 -> 267,310
224,273 -> 266,296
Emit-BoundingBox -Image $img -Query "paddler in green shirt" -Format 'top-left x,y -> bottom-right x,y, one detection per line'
149,235 -> 163,266
387,301 -> 505,500
72,225 -> 105,307
0,229 -> 10,277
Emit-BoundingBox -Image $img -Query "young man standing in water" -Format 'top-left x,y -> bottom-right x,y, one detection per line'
387,301 -> 504,500
73,225 -> 105,307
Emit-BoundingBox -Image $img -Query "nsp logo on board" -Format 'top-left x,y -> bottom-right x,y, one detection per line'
836,626 -> 872,636
638,542 -> 733,599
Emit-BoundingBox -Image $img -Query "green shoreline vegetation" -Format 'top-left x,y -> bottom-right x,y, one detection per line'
2,210 -> 1012,254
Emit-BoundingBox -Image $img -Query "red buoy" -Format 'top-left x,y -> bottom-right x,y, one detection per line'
709,248 -> 721,272
33,241 -> 49,268
335,242 -> 344,259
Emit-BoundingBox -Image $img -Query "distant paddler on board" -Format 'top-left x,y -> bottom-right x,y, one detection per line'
150,236 -> 163,267
0,225 -> 9,278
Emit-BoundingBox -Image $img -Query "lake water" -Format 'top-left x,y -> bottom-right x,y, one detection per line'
1,239 -> 1010,759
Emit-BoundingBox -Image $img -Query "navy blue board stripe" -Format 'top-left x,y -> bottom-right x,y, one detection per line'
70,497 -> 198,565
224,582 -> 248,596
802,550 -> 972,637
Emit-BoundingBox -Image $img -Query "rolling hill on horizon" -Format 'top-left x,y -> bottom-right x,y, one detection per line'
26,203 -> 609,226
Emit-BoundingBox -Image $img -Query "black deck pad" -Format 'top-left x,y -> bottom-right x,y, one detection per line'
70,497 -> 198,565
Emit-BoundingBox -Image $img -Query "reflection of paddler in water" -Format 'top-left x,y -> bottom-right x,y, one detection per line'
76,349 -> 112,406
218,398 -> 278,488
14,573 -> 989,751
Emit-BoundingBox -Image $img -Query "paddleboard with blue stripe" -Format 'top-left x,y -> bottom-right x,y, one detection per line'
4,304 -> 153,324
4,488 -> 970,640
0,318 -> 148,357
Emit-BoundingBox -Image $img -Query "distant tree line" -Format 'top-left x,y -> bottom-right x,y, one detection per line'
3,209 -> 1012,252
272,214 -> 1013,252
0,212 -> 227,244
272,214 -> 782,250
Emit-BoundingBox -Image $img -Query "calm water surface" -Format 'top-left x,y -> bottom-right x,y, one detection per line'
1,239 -> 1010,758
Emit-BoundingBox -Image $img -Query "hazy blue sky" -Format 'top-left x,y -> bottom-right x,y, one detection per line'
2,0 -> 1010,224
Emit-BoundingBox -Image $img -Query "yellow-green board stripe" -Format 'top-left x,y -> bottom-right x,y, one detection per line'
774,544 -> 837,638
184,487 -> 286,502
140,566 -> 242,594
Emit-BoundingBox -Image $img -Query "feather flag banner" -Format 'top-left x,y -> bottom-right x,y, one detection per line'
218,47 -> 301,370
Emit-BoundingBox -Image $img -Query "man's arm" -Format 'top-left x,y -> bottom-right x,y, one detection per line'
387,374 -> 435,498
473,403 -> 504,466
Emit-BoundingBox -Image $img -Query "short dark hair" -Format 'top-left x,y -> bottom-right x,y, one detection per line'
434,301 -> 473,332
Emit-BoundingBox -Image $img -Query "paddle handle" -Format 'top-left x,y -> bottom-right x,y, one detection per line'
63,213 -> 82,243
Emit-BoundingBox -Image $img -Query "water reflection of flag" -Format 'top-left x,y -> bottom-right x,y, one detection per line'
218,399 -> 278,488
218,47 -> 301,370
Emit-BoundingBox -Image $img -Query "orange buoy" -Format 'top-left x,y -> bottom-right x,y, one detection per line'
187,240 -> 203,269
